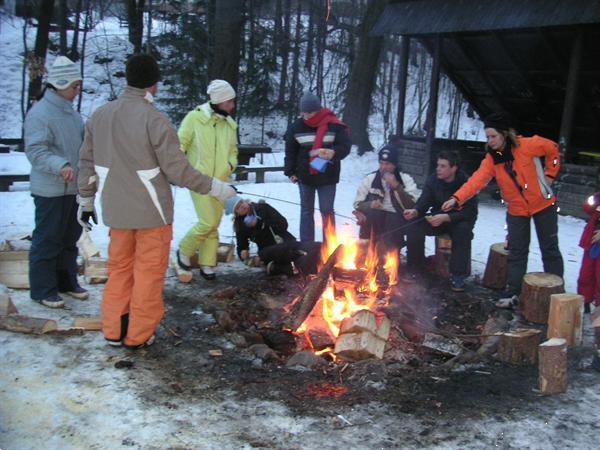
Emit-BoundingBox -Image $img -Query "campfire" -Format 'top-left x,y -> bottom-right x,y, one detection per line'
291,223 -> 398,361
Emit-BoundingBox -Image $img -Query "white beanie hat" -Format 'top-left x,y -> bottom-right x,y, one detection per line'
207,79 -> 236,104
47,56 -> 82,90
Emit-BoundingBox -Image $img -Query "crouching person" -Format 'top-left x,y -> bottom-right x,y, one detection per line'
229,197 -> 321,277
403,151 -> 477,291
77,54 -> 236,349
353,145 -> 418,263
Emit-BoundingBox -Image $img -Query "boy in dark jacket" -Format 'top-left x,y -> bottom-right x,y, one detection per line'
284,92 -> 351,242
403,151 -> 478,291
230,198 -> 321,277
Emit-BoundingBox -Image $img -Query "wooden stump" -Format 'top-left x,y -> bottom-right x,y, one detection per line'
482,242 -> 508,289
547,293 -> 583,346
497,328 -> 542,365
539,338 -> 568,394
434,234 -> 470,279
0,250 -> 29,288
519,272 -> 565,324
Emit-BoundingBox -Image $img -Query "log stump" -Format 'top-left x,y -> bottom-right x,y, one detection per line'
434,234 -> 470,279
482,242 -> 508,289
547,293 -> 583,346
519,272 -> 565,324
539,338 -> 568,395
497,328 -> 542,365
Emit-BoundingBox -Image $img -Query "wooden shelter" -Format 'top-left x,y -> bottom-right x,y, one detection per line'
372,0 -> 600,217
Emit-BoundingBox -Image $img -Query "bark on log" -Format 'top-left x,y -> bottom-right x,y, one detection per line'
0,315 -> 58,334
539,337 -> 568,394
285,245 -> 343,330
519,272 -> 565,324
497,328 -> 542,365
434,234 -> 470,279
482,242 -> 508,289
547,293 -> 583,346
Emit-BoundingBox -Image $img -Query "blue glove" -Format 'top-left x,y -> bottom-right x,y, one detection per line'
590,242 -> 600,259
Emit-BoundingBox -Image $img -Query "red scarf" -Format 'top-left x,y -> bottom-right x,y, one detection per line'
580,210 -> 600,250
304,108 -> 346,175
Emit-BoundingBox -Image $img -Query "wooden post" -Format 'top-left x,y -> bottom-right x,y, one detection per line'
519,272 -> 565,324
395,36 -> 410,137
558,31 -> 583,161
547,293 -> 583,346
539,338 -> 568,395
482,242 -> 508,289
497,328 -> 542,366
424,35 -> 441,177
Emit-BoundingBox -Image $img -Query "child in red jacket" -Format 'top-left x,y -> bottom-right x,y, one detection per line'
578,192 -> 600,314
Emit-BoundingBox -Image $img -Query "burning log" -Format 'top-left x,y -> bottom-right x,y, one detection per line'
519,273 -> 565,324
285,245 -> 343,330
482,242 -> 508,289
538,337 -> 568,394
334,309 -> 390,360
547,293 -> 583,346
497,328 -> 542,366
332,266 -> 366,290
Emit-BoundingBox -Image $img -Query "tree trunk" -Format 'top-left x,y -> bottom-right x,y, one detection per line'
77,0 -> 91,112
304,0 -> 315,72
127,0 -> 145,53
519,272 -> 565,324
342,0 -> 389,154
497,328 -> 542,366
547,293 -> 584,346
539,338 -> 568,394
287,0 -> 302,123
69,0 -> 83,60
209,0 -> 244,92
145,0 -> 153,53
59,0 -> 68,55
272,0 -> 282,62
315,1 -> 326,98
276,0 -> 291,106
482,242 -> 508,289
27,0 -> 55,110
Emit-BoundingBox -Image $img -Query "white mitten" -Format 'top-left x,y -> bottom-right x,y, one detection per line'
76,195 -> 98,231
209,178 -> 237,202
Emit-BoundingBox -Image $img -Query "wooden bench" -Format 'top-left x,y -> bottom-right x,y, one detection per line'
235,166 -> 284,183
0,174 -> 29,192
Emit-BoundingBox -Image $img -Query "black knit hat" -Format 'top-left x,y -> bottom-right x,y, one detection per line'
483,112 -> 511,132
126,54 -> 160,89
378,146 -> 398,166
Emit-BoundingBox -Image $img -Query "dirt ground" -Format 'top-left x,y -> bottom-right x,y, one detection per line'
1,264 -> 599,449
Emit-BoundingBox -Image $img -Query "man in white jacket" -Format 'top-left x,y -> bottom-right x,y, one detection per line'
353,146 -> 419,261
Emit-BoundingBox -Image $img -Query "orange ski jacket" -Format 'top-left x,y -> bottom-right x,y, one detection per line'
452,135 -> 560,217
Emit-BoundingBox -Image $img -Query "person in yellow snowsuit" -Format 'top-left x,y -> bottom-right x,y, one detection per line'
176,80 -> 238,280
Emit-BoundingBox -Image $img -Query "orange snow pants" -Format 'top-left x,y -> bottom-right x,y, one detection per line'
102,225 -> 172,346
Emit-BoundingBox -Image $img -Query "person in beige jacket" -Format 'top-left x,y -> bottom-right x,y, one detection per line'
77,54 -> 235,349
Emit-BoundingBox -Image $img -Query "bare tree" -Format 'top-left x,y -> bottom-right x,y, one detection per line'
276,0 -> 291,106
342,0 -> 389,153
27,0 -> 55,110
127,0 -> 145,53
209,0 -> 245,91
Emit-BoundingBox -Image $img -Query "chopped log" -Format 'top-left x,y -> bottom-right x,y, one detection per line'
73,316 -> 102,331
340,309 -> 377,335
519,273 -> 565,324
172,258 -> 192,283
0,292 -> 18,316
0,250 -> 29,288
497,328 -> 542,365
334,330 -> 386,360
306,327 -> 335,350
375,313 -> 391,340
285,245 -> 343,330
547,293 -> 583,346
434,234 -> 470,279
482,242 -> 508,289
539,338 -> 568,394
84,256 -> 108,284
0,315 -> 58,334
46,327 -> 85,336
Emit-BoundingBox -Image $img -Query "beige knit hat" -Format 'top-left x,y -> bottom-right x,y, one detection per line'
47,56 -> 82,90
207,79 -> 236,104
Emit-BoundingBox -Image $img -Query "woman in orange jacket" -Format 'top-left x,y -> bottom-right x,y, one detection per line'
442,114 -> 564,307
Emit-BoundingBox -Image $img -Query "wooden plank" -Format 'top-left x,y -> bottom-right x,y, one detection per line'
73,316 -> 102,331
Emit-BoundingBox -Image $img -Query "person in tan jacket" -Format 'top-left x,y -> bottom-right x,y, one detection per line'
77,54 -> 236,349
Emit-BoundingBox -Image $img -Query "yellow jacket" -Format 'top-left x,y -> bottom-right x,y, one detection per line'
178,102 -> 238,181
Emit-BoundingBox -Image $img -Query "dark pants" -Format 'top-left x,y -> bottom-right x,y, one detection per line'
359,209 -> 406,252
29,195 -> 82,300
405,219 -> 474,277
506,204 -> 564,294
258,241 -> 322,276
298,183 -> 336,242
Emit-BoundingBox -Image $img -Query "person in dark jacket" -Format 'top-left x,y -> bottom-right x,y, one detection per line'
403,151 -> 478,291
284,92 -> 351,242
228,197 -> 321,277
